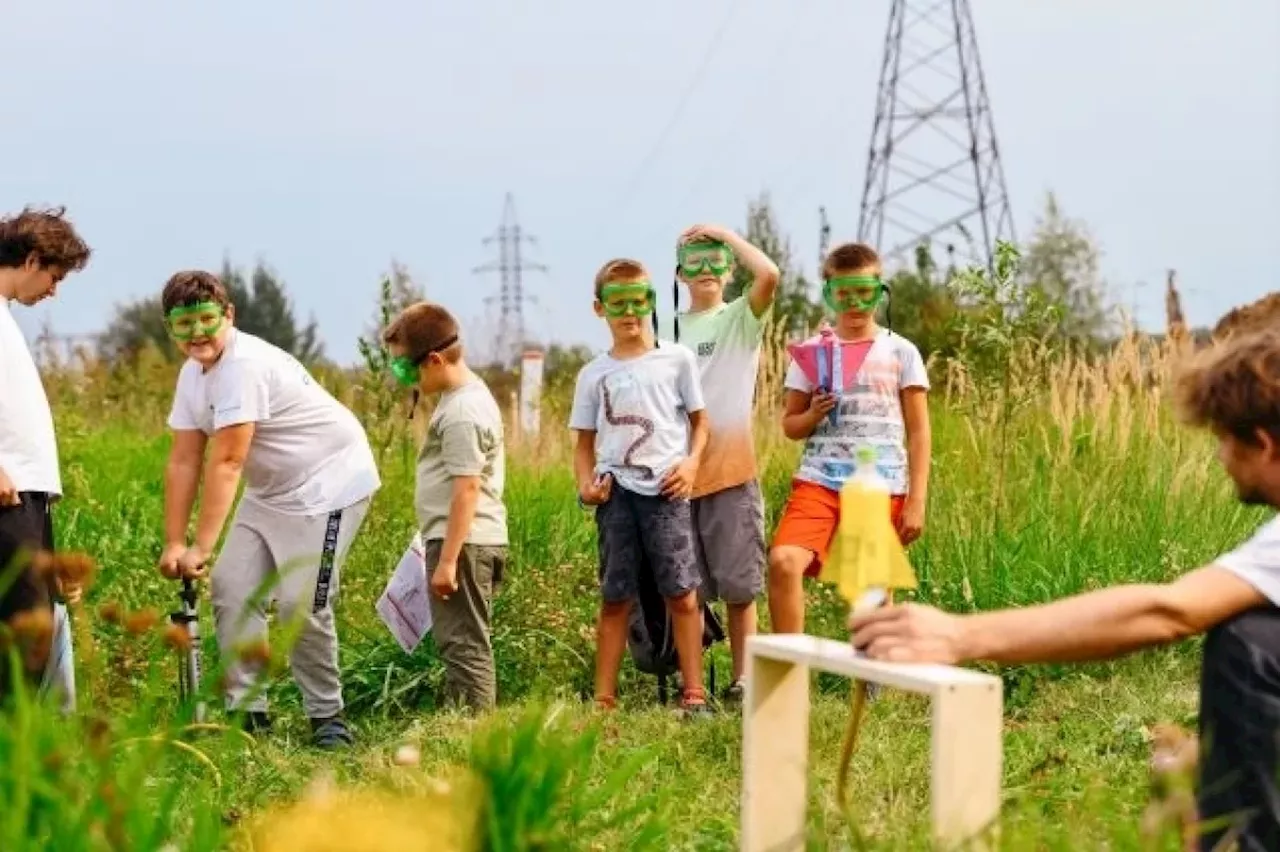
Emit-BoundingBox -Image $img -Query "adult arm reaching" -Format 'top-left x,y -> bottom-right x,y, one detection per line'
850,564 -> 1269,665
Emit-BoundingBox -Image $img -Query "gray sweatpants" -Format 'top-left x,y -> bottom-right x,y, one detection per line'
210,495 -> 371,719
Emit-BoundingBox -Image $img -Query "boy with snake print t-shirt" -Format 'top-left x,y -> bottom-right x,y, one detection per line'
570,258 -> 711,716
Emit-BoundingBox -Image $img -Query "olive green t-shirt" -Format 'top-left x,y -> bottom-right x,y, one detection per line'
415,377 -> 508,546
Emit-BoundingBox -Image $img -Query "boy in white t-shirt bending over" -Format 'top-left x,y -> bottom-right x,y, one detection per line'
156,270 -> 381,749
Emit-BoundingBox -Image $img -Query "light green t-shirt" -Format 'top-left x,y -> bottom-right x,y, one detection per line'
415,377 -> 508,546
656,295 -> 768,497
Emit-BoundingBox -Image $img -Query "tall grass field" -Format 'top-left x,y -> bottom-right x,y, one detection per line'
3,296 -> 1266,850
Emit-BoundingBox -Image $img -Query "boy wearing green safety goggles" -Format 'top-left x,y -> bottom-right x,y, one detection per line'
156,270 -> 381,749
572,257 -> 712,716
381,301 -> 508,714
655,223 -> 781,706
768,242 -> 933,637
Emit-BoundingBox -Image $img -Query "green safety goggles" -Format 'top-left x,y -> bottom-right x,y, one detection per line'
677,241 -> 732,277
822,276 -> 886,313
599,282 -> 657,318
165,301 -> 227,341
389,334 -> 459,387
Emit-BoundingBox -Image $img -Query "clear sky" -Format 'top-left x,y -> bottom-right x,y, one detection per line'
6,0 -> 1278,365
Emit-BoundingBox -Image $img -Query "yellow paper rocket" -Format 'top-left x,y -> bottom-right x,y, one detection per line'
819,454 -> 918,608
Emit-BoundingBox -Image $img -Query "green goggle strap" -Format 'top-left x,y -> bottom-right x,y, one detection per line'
165,301 -> 227,339
599,282 -> 656,317
388,334 -> 460,388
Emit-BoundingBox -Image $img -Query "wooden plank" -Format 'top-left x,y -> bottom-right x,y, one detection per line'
931,680 -> 1003,850
741,634 -> 1004,851
742,651 -> 810,852
747,634 -> 1000,694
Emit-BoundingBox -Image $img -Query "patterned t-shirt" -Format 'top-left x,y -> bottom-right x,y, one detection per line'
783,329 -> 929,495
569,344 -> 706,497
656,295 -> 767,498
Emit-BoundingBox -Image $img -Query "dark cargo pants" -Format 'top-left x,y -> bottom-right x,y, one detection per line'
424,539 -> 507,712
1197,606 -> 1280,851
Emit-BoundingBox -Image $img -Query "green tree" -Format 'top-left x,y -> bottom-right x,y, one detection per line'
726,191 -> 823,337
1019,192 -> 1110,347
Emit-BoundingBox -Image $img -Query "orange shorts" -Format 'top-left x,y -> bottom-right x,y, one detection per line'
771,479 -> 907,578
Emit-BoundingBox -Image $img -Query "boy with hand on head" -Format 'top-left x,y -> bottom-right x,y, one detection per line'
654,223 -> 779,703
382,302 -> 508,714
767,242 -> 932,634
156,271 -> 381,749
571,258 -> 711,715
0,205 -> 91,708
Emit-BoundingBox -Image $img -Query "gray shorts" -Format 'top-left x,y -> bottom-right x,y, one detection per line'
692,479 -> 766,605
595,486 -> 700,604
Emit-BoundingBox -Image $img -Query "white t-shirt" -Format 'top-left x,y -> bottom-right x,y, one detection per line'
656,295 -> 766,498
1217,516 -> 1280,605
167,328 -> 381,516
784,328 -> 930,495
568,343 -> 706,497
0,297 -> 61,496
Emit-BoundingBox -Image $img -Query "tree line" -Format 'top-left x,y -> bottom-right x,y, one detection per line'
95,190 -> 1193,388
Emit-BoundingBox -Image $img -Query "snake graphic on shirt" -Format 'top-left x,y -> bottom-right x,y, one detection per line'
600,376 -> 656,481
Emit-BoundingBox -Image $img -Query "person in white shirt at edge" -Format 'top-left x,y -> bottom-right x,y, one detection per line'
156,270 -> 381,750
0,205 -> 92,712
850,330 -> 1280,852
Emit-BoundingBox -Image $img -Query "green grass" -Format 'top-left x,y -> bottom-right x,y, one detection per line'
4,346 -> 1270,850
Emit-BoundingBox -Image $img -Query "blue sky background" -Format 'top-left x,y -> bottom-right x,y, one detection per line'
6,0 -> 1278,365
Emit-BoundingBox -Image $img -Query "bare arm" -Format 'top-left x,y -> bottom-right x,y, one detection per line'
720,231 -> 780,318
574,429 -> 597,492
900,387 -> 931,506
687,409 -> 709,463
191,423 -> 253,555
781,388 -> 830,441
438,475 -> 481,568
164,430 -> 207,547
959,566 -> 1268,663
852,565 -> 1271,666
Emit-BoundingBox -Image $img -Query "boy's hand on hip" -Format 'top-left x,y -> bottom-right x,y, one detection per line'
899,498 -> 925,545
431,562 -> 459,600
578,473 -> 613,506
0,468 -> 20,507
660,457 -> 699,500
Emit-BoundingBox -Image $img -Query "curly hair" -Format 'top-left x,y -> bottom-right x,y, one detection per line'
1173,330 -> 1280,446
161,270 -> 231,314
0,205 -> 92,272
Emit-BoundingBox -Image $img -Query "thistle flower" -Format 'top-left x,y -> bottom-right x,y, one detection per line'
123,608 -> 160,635
8,606 -> 55,670
162,623 -> 191,651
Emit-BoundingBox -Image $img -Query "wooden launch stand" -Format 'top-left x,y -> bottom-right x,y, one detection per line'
741,634 -> 1003,850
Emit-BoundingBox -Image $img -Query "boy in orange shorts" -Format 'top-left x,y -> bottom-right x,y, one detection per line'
767,242 -> 932,634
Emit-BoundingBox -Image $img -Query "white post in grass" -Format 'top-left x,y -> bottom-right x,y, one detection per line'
740,634 -> 1003,851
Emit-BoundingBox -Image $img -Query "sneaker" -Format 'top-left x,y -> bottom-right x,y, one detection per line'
310,714 -> 355,750
241,711 -> 272,734
593,694 -> 618,712
722,678 -> 746,707
676,688 -> 714,720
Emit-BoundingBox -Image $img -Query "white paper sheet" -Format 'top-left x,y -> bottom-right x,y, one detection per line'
376,533 -> 433,654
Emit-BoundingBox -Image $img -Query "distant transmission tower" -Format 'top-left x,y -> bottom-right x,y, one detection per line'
856,0 -> 1016,274
473,193 -> 547,367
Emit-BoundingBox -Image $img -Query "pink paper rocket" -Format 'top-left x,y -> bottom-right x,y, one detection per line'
786,328 -> 874,394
